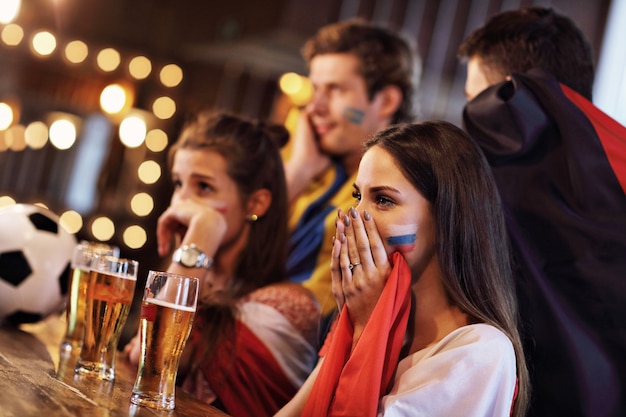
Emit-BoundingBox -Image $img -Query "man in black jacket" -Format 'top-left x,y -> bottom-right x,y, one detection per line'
458,7 -> 626,417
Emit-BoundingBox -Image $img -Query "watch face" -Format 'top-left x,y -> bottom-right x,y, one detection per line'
181,247 -> 199,267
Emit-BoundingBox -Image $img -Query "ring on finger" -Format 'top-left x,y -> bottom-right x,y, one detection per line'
348,261 -> 361,271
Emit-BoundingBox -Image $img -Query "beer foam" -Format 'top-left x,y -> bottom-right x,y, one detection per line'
94,270 -> 137,280
145,297 -> 196,312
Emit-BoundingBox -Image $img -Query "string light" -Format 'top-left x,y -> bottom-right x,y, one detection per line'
119,115 -> 147,148
49,119 -> 77,150
0,0 -> 21,24
1,23 -> 23,45
0,102 -> 13,130
64,40 -> 88,64
24,121 -> 48,149
152,96 -> 176,119
59,210 -> 83,234
91,216 -> 115,241
31,30 -> 56,56
0,21 -> 184,249
96,47 -> 121,72
129,55 -> 152,80
123,225 -> 147,249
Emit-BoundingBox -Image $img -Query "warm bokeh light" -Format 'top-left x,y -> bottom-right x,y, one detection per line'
130,192 -> 154,216
1,23 -> 23,46
0,0 -> 21,24
25,121 -> 48,149
160,64 -> 183,87
152,96 -> 176,119
31,31 -> 56,56
49,119 -> 77,150
145,129 -> 168,152
137,160 -> 161,184
0,102 -> 14,130
91,216 -> 115,241
119,115 -> 146,148
279,72 -> 303,95
33,202 -> 48,209
60,210 -> 83,234
6,124 -> 25,151
123,225 -> 147,249
129,55 -> 152,80
0,195 -> 16,207
279,73 -> 313,107
96,47 -> 121,72
100,84 -> 127,114
65,40 -> 89,64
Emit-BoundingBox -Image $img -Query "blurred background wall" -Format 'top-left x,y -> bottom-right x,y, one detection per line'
0,0 -> 620,336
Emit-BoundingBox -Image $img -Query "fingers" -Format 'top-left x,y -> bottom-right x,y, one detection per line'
345,207 -> 370,269
156,201 -> 227,257
156,208 -> 175,256
360,210 -> 388,268
339,207 -> 390,280
330,233 -> 345,310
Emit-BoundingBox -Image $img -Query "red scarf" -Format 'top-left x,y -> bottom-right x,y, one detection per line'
302,252 -> 412,416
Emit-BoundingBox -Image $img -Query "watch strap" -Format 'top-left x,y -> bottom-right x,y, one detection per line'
172,244 -> 213,270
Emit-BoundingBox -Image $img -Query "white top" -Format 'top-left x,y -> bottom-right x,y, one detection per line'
379,324 -> 517,417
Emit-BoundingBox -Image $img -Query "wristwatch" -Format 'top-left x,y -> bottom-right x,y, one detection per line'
172,244 -> 213,270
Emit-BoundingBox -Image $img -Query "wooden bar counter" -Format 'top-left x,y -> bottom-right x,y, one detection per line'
0,316 -> 228,417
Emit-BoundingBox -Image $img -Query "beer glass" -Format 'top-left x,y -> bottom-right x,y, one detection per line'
75,256 -> 138,381
130,271 -> 199,410
61,241 -> 120,353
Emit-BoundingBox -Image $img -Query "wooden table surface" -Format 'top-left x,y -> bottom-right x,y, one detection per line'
0,315 -> 228,417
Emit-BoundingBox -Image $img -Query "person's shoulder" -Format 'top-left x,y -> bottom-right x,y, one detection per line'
435,323 -> 513,355
244,282 -> 321,344
253,281 -> 314,295
247,282 -> 320,308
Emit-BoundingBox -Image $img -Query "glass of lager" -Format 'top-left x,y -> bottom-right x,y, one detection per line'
130,271 -> 199,410
75,255 -> 138,381
61,241 -> 120,354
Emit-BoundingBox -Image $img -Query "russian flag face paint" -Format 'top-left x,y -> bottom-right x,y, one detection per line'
343,107 -> 365,125
385,224 -> 417,253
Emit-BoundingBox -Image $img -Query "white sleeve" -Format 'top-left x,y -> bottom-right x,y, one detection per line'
379,324 -> 517,417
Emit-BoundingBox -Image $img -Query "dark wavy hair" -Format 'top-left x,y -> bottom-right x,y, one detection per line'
364,121 -> 529,417
303,18 -> 418,123
458,7 -> 594,100
168,111 -> 289,360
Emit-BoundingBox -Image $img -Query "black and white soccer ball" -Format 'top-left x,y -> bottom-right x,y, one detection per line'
0,204 -> 77,325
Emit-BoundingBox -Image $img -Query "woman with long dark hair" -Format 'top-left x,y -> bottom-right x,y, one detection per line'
278,121 -> 529,417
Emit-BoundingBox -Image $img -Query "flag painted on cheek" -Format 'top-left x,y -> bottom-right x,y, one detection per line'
385,224 -> 417,253
343,107 -> 365,125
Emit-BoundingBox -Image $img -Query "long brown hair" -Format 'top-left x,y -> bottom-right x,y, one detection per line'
365,121 -> 530,417
169,111 -> 289,361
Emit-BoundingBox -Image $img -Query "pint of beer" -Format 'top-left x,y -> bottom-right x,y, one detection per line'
75,256 -> 138,381
130,271 -> 199,410
61,241 -> 119,354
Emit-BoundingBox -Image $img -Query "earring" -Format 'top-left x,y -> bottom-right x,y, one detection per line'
246,213 -> 258,222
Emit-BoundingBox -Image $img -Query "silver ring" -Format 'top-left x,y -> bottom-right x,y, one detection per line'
348,261 -> 361,271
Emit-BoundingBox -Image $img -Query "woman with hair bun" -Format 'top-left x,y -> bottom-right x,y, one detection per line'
125,111 -> 320,417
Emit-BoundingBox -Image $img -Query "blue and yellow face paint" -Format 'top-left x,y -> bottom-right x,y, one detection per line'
343,107 -> 365,125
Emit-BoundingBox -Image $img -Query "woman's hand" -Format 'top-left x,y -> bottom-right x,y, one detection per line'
156,199 -> 227,257
330,207 -> 392,340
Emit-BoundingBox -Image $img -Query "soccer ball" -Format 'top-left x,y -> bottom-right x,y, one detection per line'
0,204 -> 77,325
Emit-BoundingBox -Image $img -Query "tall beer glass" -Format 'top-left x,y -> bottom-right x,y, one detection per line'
130,271 -> 199,410
61,241 -> 120,353
75,256 -> 138,381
